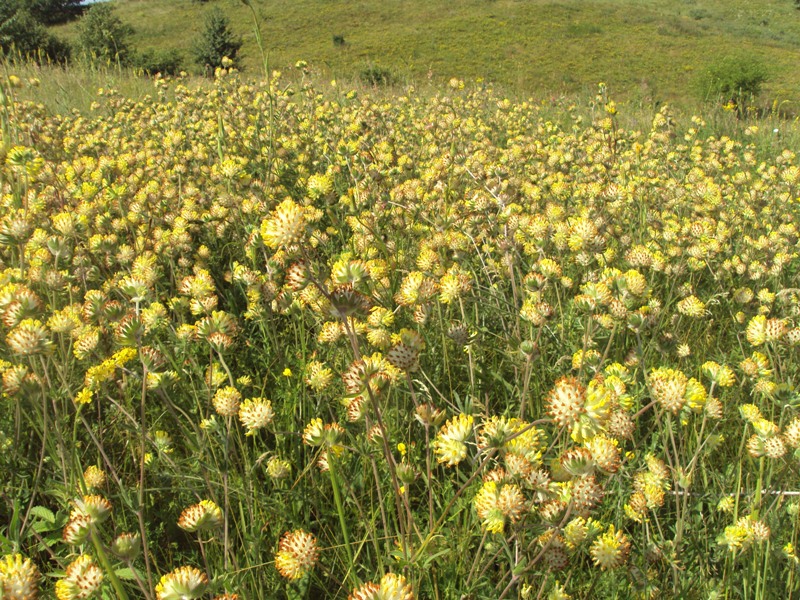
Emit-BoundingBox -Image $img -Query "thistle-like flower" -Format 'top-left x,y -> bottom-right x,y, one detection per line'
238,397 -> 274,435
155,566 -> 209,600
212,386 -> 241,417
111,532 -> 141,561
266,456 -> 291,479
432,413 -> 474,466
83,466 -> 106,490
261,199 -> 306,249
178,500 -> 223,533
72,495 -> 112,525
0,554 -> 40,600
55,555 -> 103,600
348,573 -> 414,600
274,530 -> 319,580
648,367 -> 688,413
590,525 -> 630,570
546,377 -> 585,429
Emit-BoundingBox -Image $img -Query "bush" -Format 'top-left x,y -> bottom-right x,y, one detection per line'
192,8 -> 242,72
134,49 -> 184,76
698,54 -> 768,108
26,0 -> 83,24
77,4 -> 134,65
359,65 -> 394,87
0,8 -> 70,63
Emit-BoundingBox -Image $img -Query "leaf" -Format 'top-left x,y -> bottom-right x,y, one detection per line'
29,506 -> 56,523
114,567 -> 142,581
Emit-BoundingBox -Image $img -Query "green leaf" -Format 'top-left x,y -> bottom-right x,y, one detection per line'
114,567 -> 142,581
29,506 -> 56,524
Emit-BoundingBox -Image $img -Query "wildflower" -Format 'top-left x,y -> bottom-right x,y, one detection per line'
676,295 -> 706,317
414,404 -> 445,428
473,480 -> 525,533
55,555 -> 103,600
261,199 -> 306,249
155,566 -> 208,600
111,533 -> 141,560
590,525 -> 630,569
6,319 -> 50,355
0,554 -> 40,600
648,367 -> 688,413
432,413 -> 474,466
701,361 -> 735,387
62,514 -> 91,544
547,581 -> 572,600
72,495 -> 112,525
546,377 -> 585,429
266,457 -> 291,479
719,516 -> 770,551
585,435 -> 620,473
178,500 -> 223,533
349,573 -> 414,600
212,386 -> 241,417
238,398 -> 274,435
300,362 -> 331,393
275,530 -> 318,580
570,475 -> 604,514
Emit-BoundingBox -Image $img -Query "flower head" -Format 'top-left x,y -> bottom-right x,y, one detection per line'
55,555 -> 103,600
590,525 -> 630,569
178,500 -> 223,533
0,554 -> 40,600
275,530 -> 318,580
155,566 -> 208,600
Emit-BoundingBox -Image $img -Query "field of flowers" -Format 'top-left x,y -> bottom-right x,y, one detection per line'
0,67 -> 799,599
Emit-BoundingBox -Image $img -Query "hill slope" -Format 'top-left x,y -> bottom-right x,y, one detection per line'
53,0 -> 800,107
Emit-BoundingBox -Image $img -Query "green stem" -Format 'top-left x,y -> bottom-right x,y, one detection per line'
91,528 -> 131,600
327,454 -> 359,586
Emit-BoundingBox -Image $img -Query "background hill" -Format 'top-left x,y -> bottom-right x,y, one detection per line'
49,0 -> 800,109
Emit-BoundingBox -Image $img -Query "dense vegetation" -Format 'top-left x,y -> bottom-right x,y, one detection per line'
0,62 -> 799,598
41,0 -> 800,109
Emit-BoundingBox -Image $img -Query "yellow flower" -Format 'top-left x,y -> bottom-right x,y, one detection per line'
0,553 -> 40,600
590,525 -> 630,569
275,530 -> 318,580
432,413 -> 474,466
74,388 -> 93,405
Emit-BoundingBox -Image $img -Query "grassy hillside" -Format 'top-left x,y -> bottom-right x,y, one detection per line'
50,0 -> 800,109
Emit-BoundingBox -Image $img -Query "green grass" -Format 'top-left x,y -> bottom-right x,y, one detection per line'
48,0 -> 800,110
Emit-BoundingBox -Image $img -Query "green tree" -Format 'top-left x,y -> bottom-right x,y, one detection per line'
27,0 -> 83,24
0,5 -> 70,62
78,4 -> 134,65
192,8 -> 242,72
698,54 -> 768,111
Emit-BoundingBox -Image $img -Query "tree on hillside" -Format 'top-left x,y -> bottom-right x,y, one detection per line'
27,0 -> 83,24
78,4 -> 134,65
0,4 -> 70,61
192,8 -> 242,72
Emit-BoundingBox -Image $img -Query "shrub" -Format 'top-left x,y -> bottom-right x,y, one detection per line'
26,0 -> 83,24
192,8 -> 242,72
698,54 -> 768,108
360,65 -> 394,87
134,49 -> 184,76
0,8 -> 71,63
77,4 -> 134,65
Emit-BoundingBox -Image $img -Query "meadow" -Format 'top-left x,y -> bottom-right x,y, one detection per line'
47,0 -> 800,110
2,24 -> 800,600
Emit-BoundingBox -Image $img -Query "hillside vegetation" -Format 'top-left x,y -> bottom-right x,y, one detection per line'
47,0 -> 800,108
